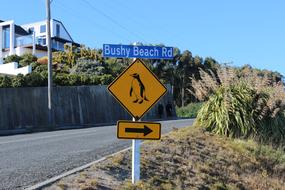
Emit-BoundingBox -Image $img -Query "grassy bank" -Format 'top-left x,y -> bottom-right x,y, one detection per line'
46,126 -> 285,190
176,102 -> 203,118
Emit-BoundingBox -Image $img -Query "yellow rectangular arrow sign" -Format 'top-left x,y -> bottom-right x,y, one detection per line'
117,121 -> 161,140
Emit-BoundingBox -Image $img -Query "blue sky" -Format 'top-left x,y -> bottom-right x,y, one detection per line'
1,0 -> 285,76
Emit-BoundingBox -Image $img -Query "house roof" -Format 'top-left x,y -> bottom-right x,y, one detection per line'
0,20 -> 30,35
15,25 -> 30,35
52,36 -> 80,47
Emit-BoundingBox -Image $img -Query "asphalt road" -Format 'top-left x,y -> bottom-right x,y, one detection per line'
0,119 -> 194,190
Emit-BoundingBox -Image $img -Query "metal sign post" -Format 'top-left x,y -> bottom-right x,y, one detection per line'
132,53 -> 140,184
132,117 -> 140,184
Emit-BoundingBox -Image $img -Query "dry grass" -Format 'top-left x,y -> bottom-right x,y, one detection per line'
45,126 -> 285,190
188,65 -> 285,104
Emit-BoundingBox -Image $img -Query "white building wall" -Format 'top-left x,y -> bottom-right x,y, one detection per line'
21,20 -> 73,42
1,51 -> 10,58
21,20 -> 47,38
0,20 -> 16,62
0,62 -> 31,75
15,47 -> 28,56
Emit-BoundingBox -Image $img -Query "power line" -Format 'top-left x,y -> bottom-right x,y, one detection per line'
80,0 -> 146,43
54,0 -> 131,43
102,0 -> 149,39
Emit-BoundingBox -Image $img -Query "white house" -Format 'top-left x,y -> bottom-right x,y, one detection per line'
0,19 -> 78,75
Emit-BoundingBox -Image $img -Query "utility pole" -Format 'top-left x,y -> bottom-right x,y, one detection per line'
46,0 -> 53,124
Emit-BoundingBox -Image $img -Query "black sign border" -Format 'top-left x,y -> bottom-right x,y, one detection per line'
117,120 -> 161,140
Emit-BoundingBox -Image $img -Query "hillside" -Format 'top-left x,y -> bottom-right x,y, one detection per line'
46,126 -> 285,190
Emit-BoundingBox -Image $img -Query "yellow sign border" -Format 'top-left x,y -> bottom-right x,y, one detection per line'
108,59 -> 167,120
117,120 -> 161,140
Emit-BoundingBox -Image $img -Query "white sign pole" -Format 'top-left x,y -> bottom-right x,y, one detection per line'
132,52 -> 140,184
132,117 -> 140,184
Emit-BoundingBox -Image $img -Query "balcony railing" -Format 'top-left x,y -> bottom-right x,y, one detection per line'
15,35 -> 33,47
15,35 -> 48,47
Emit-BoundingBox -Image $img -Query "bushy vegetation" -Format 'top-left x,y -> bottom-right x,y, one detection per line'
4,53 -> 37,67
191,66 -> 285,146
176,102 -> 203,118
1,44 -> 283,111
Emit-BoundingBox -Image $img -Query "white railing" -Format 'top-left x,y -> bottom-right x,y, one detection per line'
15,35 -> 33,47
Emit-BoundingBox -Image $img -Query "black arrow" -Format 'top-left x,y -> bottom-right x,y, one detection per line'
125,125 -> 153,136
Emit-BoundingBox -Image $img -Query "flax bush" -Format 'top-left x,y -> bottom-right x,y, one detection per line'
191,66 -> 285,145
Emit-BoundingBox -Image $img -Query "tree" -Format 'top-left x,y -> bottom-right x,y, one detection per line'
176,50 -> 193,107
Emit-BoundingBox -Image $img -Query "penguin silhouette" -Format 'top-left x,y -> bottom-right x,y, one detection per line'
129,73 -> 149,104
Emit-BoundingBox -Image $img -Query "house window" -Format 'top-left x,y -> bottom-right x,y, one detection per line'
59,42 -> 64,51
38,37 -> 46,46
40,24 -> 46,33
42,38 -> 46,45
52,40 -> 57,49
56,24 -> 60,37
3,27 -> 10,49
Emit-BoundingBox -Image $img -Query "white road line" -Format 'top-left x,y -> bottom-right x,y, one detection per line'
0,130 -> 99,145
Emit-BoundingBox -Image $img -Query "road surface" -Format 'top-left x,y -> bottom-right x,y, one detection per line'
0,119 -> 194,190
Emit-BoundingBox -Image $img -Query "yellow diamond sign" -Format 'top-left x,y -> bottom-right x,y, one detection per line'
108,59 -> 167,120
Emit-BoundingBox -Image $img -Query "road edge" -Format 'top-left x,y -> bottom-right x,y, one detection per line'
24,118 -> 193,189
25,147 -> 131,190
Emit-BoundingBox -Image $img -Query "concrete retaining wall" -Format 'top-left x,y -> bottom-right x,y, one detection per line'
0,85 -> 175,130
0,62 -> 32,75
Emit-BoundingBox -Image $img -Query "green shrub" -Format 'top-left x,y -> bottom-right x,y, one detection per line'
4,54 -> 37,67
191,66 -> 285,146
33,64 -> 48,74
54,74 -> 70,86
0,75 -> 12,87
176,102 -> 203,118
30,62 -> 41,70
79,74 -> 91,85
68,74 -> 81,86
197,83 -> 259,138
54,74 -> 102,86
4,54 -> 21,63
24,72 -> 47,87
89,75 -> 101,85
258,109 -> 285,145
99,74 -> 114,85
12,74 -> 25,87
19,53 -> 37,67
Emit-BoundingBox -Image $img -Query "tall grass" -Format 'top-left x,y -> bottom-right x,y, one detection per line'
190,66 -> 285,146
